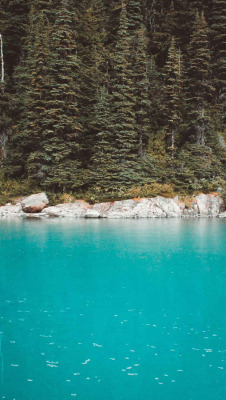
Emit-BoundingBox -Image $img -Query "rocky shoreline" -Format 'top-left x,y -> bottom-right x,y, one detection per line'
0,192 -> 226,219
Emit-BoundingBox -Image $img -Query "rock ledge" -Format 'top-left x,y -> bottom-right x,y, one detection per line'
0,193 -> 224,219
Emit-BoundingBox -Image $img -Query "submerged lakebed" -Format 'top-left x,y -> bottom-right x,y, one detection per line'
0,219 -> 225,400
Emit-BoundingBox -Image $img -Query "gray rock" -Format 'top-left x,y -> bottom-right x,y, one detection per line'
21,192 -> 49,213
218,211 -> 226,218
93,202 -> 113,217
150,197 -> 182,218
84,210 -> 100,218
106,199 -> 138,218
195,194 -> 224,217
0,193 -> 224,219
0,204 -> 25,217
42,201 -> 89,218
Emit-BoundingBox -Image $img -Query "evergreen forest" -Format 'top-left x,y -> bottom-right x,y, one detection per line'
0,0 -> 225,202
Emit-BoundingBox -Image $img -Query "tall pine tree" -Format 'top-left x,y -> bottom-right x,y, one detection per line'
40,0 -> 83,191
163,37 -> 184,156
185,12 -> 214,145
109,2 -> 140,187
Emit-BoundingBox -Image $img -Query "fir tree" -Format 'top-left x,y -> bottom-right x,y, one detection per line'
0,0 -> 225,195
41,0 -> 83,191
89,87 -> 116,190
163,37 -> 184,156
77,0 -> 109,163
210,0 -> 226,126
0,7 -> 10,164
127,0 -> 143,31
186,12 -> 214,145
147,56 -> 166,158
25,12 -> 52,180
133,25 -> 150,157
109,2 -> 140,186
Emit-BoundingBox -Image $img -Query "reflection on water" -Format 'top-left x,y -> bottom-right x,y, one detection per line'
0,219 -> 225,400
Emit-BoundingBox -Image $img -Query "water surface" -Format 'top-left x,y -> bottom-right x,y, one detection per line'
0,219 -> 225,400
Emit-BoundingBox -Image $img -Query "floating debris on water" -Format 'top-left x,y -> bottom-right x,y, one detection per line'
82,359 -> 90,365
40,335 -> 52,338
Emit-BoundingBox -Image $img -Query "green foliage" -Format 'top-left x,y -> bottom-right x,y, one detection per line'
0,171 -> 40,204
162,37 -> 184,155
0,0 -> 225,200
185,12 -> 215,145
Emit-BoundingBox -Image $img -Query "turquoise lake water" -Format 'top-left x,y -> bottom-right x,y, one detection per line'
0,218 -> 225,400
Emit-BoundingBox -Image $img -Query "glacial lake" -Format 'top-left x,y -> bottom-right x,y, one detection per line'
0,218 -> 225,400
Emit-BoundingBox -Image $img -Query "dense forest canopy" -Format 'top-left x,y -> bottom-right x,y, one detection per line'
0,0 -> 225,201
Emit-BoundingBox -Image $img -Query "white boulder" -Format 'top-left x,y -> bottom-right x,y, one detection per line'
84,210 -> 100,218
21,192 -> 49,213
195,194 -> 224,217
0,204 -> 25,217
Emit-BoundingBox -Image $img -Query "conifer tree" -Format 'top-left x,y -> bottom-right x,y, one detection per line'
41,0 -> 83,191
0,7 -> 10,164
0,0 -> 225,194
210,0 -> 226,124
24,12 -> 52,180
3,1 -> 54,178
147,0 -> 178,66
109,2 -> 140,186
1,0 -> 30,76
142,52 -> 168,180
88,87 -> 116,189
5,6 -> 53,179
77,0 -> 109,162
163,37 -> 184,156
125,1 -> 151,158
147,56 -> 165,157
186,12 -> 214,145
133,25 -> 151,157
127,0 -> 143,31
